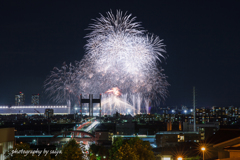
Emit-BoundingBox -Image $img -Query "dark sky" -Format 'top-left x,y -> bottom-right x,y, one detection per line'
0,0 -> 239,108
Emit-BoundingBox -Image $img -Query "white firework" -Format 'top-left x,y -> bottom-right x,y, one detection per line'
85,11 -> 166,78
44,62 -> 79,107
45,10 -> 169,115
83,10 -> 168,97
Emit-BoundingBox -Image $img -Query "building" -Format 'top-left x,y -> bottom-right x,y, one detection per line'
45,109 -> 54,118
95,131 -> 113,145
155,131 -> 200,147
0,105 -> 68,115
31,94 -> 40,105
116,122 -> 135,135
183,122 -> 220,141
15,92 -> 25,106
116,115 -> 135,135
94,123 -> 114,146
213,136 -> 240,160
204,129 -> 240,160
0,128 -> 15,160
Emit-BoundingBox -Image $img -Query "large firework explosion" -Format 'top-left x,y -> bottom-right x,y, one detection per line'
45,10 -> 169,115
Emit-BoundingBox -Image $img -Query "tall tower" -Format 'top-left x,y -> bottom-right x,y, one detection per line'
15,92 -> 25,105
80,94 -> 101,117
193,87 -> 196,132
31,94 -> 40,105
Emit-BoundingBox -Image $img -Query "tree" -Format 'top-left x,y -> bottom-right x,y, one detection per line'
185,155 -> 201,160
114,142 -> 138,160
89,144 -> 108,159
130,137 -> 155,160
109,137 -> 124,159
109,137 -> 155,160
57,138 -> 86,160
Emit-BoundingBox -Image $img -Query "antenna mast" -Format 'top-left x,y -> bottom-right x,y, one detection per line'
193,86 -> 196,132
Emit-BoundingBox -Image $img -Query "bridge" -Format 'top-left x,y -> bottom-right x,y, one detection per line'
51,130 -> 96,142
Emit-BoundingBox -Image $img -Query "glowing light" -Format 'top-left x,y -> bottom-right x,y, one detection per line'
201,147 -> 206,160
106,87 -> 122,96
85,121 -> 99,132
9,105 -> 67,108
0,106 -> 8,108
177,157 -> 183,160
44,10 -> 169,114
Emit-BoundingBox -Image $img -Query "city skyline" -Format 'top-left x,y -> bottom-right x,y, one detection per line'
0,1 -> 240,107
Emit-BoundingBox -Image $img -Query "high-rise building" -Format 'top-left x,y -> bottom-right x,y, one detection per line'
31,94 -> 40,105
15,92 -> 25,106
45,109 -> 54,118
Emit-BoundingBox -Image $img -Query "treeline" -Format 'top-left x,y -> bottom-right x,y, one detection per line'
5,137 -> 155,160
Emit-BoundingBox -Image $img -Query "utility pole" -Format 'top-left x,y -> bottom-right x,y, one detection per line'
193,86 -> 196,132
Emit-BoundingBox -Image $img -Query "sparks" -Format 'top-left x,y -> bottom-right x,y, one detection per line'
45,10 -> 169,115
105,87 -> 122,96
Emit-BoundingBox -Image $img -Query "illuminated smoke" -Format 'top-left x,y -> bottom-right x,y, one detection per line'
105,87 -> 122,96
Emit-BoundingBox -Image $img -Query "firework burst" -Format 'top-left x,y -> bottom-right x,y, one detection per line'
83,10 -> 168,98
44,62 -> 79,106
45,10 -> 169,115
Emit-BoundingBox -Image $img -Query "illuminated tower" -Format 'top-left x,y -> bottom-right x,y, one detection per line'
31,94 -> 40,105
15,92 -> 25,105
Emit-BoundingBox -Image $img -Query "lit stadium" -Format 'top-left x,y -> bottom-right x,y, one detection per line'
0,106 -> 68,115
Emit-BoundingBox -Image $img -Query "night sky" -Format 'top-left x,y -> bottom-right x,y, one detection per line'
0,1 -> 239,108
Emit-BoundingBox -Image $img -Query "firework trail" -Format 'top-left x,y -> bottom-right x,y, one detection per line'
45,10 -> 169,115
44,62 -> 79,110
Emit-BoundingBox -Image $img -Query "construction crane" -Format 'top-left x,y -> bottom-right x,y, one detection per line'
34,109 -> 41,115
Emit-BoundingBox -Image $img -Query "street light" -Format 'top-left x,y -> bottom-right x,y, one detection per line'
201,147 -> 206,160
127,109 -> 131,114
177,157 -> 183,160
